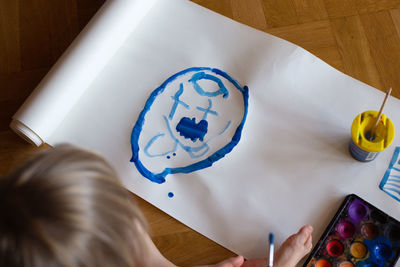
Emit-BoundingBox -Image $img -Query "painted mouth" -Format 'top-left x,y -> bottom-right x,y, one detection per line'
176,117 -> 208,142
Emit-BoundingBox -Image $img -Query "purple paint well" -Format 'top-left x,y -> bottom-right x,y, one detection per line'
348,200 -> 369,222
336,221 -> 355,238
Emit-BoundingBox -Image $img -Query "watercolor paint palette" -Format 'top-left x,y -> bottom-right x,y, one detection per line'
304,194 -> 400,267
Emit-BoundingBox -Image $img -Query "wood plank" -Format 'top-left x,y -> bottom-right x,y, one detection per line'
190,0 -> 234,19
266,20 -> 334,50
330,15 -> 383,89
323,0 -> 358,18
19,0 -> 79,70
0,0 -> 20,73
76,0 -> 105,30
308,46 -> 344,71
360,10 -> 400,95
261,0 -> 298,28
266,20 -> 343,70
152,231 -> 236,266
294,0 -> 328,23
0,69 -> 48,131
230,0 -> 267,31
390,8 -> 400,37
356,0 -> 400,14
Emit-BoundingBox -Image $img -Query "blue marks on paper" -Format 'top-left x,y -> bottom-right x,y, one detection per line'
197,99 -> 218,120
144,133 -> 178,158
176,117 -> 208,142
169,83 -> 189,120
130,67 -> 248,184
380,146 -> 400,202
219,121 -> 232,135
168,192 -> 174,198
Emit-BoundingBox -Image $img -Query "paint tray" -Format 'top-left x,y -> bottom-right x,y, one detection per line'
303,194 -> 400,267
380,147 -> 400,202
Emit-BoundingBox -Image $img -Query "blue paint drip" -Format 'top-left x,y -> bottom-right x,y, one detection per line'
130,67 -> 249,184
168,192 -> 174,198
176,117 -> 208,142
197,99 -> 218,120
189,71 -> 229,98
169,83 -> 189,120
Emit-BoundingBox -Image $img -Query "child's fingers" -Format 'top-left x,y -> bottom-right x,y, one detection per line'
297,225 -> 313,244
210,255 -> 244,267
225,255 -> 244,267
305,232 -> 313,251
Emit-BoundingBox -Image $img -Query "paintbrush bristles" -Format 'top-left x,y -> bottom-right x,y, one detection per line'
369,87 -> 392,141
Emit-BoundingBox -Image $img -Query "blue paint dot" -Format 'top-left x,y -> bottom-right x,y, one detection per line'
173,153 -> 176,156
167,155 -> 170,159
168,192 -> 174,198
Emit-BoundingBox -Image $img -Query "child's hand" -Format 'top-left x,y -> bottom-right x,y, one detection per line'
242,225 -> 313,267
196,225 -> 312,267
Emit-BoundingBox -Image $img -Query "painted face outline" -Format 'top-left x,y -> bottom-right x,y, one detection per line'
130,67 -> 249,184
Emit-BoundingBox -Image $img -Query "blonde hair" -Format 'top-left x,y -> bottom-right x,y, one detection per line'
0,145 -> 148,267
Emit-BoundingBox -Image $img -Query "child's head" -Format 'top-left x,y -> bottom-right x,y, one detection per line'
0,145 -> 148,267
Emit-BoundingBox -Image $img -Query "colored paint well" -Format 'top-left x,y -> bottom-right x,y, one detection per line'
339,261 -> 354,267
370,210 -> 387,224
315,259 -> 331,267
360,264 -> 378,267
361,223 -> 379,240
386,224 -> 400,242
326,240 -> 344,257
168,192 -> 174,198
336,221 -> 355,238
374,243 -> 392,260
348,200 -> 369,222
350,242 -> 368,258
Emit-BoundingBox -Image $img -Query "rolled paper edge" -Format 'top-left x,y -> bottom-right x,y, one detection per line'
10,119 -> 43,147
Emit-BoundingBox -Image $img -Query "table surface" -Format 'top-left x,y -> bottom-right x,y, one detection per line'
1,0 -> 400,265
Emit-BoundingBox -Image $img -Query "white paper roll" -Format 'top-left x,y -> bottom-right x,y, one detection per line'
11,0 -> 158,146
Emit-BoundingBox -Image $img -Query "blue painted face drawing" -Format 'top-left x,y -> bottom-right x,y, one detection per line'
130,67 -> 249,184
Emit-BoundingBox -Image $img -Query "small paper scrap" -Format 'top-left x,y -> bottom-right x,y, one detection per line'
380,147 -> 400,202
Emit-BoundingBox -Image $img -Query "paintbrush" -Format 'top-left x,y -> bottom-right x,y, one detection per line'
269,233 -> 274,267
369,87 -> 392,141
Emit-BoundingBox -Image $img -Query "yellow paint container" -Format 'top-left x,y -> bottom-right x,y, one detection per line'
349,111 -> 395,162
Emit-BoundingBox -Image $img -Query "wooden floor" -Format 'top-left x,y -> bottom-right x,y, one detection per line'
1,0 -> 400,266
